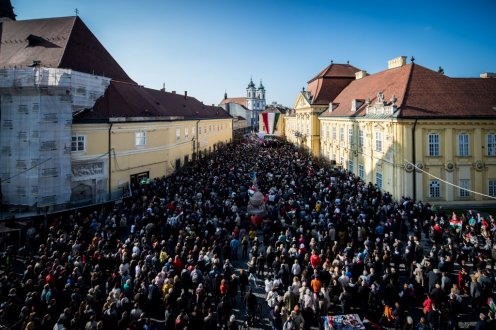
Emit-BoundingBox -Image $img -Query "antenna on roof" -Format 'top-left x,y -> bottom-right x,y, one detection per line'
75,8 -> 79,16
331,60 -> 333,64
410,56 -> 415,63
347,60 -> 349,64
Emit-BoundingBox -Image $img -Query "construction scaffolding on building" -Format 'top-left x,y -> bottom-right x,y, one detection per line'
0,67 -> 110,211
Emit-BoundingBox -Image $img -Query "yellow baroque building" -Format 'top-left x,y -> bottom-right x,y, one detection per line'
316,56 -> 496,205
0,13 -> 232,212
285,62 -> 360,156
72,81 -> 232,202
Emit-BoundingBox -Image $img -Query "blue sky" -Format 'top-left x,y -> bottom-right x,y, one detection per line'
13,0 -> 496,107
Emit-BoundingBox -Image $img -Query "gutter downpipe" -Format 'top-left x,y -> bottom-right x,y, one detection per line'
108,122 -> 113,201
412,119 -> 418,201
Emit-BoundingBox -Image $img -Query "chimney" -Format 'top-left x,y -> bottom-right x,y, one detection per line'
172,91 -> 176,94
480,72 -> 496,79
160,83 -> 165,92
355,70 -> 368,80
184,91 -> 187,99
388,56 -> 407,69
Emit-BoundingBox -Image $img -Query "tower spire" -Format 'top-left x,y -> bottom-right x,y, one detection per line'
0,0 -> 16,21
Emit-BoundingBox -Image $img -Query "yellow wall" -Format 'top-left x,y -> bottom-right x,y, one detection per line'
316,116 -> 496,206
286,92 -> 325,155
72,118 -> 232,200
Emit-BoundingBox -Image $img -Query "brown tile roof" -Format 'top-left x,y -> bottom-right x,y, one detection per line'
321,64 -> 412,117
321,63 -> 496,119
0,16 -> 134,83
219,97 -> 247,108
400,65 -> 496,118
74,80 -> 232,121
307,63 -> 361,105
308,63 -> 362,82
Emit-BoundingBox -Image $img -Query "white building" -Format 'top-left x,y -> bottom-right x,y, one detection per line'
220,78 -> 266,131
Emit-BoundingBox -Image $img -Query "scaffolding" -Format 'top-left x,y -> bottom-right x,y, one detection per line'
0,67 -> 110,208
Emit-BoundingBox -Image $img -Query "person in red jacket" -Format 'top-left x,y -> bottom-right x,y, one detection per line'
310,250 -> 321,269
173,255 -> 183,272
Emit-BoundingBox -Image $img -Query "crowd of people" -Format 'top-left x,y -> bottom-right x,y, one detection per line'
1,136 -> 496,330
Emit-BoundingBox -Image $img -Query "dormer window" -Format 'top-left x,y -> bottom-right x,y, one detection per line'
351,99 -> 364,112
27,34 -> 44,47
328,102 -> 339,113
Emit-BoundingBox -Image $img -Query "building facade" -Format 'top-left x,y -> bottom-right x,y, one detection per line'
285,63 -> 360,156
317,56 -> 496,205
0,11 -> 232,213
72,82 -> 232,202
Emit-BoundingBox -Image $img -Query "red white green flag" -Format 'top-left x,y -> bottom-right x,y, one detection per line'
262,112 -> 280,134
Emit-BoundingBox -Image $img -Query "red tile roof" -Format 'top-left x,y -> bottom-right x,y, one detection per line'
307,63 -> 361,105
74,80 -> 232,121
400,65 -> 496,118
308,63 -> 362,82
321,63 -> 496,119
0,16 -> 134,83
321,64 -> 412,117
219,97 -> 247,108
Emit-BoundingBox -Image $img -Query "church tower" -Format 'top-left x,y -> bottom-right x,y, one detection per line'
246,78 -> 256,110
256,80 -> 266,109
0,0 -> 16,21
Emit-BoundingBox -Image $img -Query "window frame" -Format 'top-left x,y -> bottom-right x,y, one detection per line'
71,135 -> 86,152
429,180 -> 441,198
459,179 -> 470,197
458,133 -> 469,157
135,130 -> 147,146
428,133 -> 440,157
489,180 -> 496,197
358,164 -> 364,179
375,130 -> 382,152
375,172 -> 383,189
488,133 -> 496,156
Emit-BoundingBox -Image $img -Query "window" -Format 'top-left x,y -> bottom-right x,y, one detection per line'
333,126 -> 337,140
376,172 -> 383,189
489,180 -> 496,197
135,131 -> 146,146
358,164 -> 364,179
358,129 -> 363,148
458,133 -> 469,156
459,179 -> 470,197
340,127 -> 344,146
326,125 -> 330,138
71,135 -> 85,152
348,160 -> 354,173
192,126 -> 196,138
429,180 -> 441,198
185,128 -> 189,139
428,133 -> 440,156
488,134 -> 496,156
375,130 -> 382,152
348,127 -> 354,145
176,128 -> 181,142
306,123 -> 309,135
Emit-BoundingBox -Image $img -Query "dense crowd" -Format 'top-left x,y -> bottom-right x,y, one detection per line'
1,136 -> 496,330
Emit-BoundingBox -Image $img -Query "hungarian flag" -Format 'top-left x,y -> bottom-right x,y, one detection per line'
488,297 -> 496,314
261,112 -> 280,134
449,218 -> 463,230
